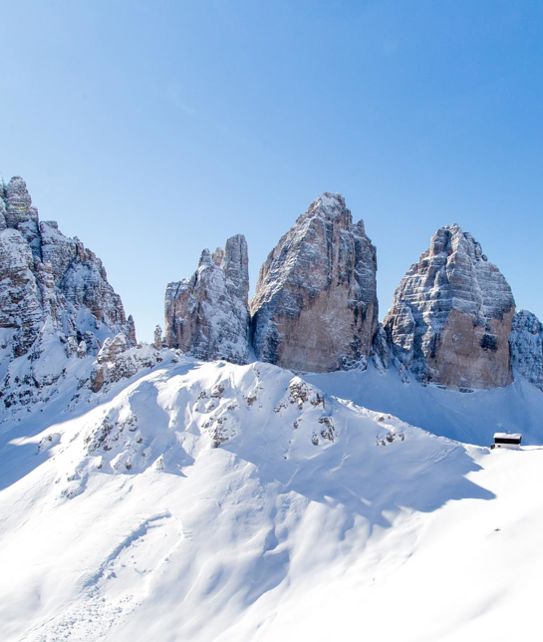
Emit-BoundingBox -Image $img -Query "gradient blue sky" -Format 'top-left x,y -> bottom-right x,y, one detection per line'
1,1 -> 542,340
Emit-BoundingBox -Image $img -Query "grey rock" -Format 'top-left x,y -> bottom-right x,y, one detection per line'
165,234 -> 250,364
510,310 -> 543,390
251,193 -> 378,372
0,176 -> 135,408
0,229 -> 44,356
91,336 -> 161,393
384,224 -> 515,389
5,177 -> 41,256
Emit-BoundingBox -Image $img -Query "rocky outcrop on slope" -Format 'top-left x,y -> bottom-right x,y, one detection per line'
164,234 -> 250,364
90,335 -> 163,393
510,310 -> 543,390
0,176 -> 135,409
384,224 -> 515,389
251,193 -> 378,372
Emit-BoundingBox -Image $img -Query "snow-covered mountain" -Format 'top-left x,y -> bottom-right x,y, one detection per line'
2,356 -> 543,641
0,177 -> 135,413
3,181 -> 543,641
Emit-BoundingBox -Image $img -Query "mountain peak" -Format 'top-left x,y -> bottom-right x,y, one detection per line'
384,223 -> 515,389
251,194 -> 377,372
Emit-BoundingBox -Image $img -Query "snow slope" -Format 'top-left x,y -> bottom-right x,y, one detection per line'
308,363 -> 543,446
1,357 -> 543,641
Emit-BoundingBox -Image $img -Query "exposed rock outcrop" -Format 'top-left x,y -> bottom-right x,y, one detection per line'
510,310 -> 543,390
90,335 -> 162,392
164,234 -> 250,364
384,224 -> 515,389
0,176 -> 135,409
251,193 -> 378,372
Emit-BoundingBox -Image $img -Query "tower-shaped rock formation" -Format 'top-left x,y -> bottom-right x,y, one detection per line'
384,224 -> 515,389
251,193 -> 378,372
165,234 -> 250,364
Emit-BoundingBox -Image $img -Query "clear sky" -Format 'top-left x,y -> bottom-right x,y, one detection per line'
1,1 -> 542,341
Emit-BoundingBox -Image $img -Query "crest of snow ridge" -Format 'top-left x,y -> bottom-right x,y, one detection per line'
42,361 -> 411,500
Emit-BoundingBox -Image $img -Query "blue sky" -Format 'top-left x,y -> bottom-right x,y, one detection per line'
1,1 -> 542,340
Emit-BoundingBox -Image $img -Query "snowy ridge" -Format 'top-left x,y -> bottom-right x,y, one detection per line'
3,356 -> 543,641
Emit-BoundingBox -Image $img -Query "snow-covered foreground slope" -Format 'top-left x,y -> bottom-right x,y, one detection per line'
309,364 -> 543,446
1,359 -> 542,641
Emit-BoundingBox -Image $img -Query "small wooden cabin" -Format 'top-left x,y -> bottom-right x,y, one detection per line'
492,432 -> 522,449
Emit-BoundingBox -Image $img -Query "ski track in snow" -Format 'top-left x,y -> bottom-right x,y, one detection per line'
21,512 -> 183,642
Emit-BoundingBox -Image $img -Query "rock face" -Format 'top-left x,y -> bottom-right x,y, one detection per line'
251,193 -> 378,372
164,234 -> 250,364
0,176 -> 134,408
510,310 -> 543,390
90,334 -> 162,393
384,224 -> 515,389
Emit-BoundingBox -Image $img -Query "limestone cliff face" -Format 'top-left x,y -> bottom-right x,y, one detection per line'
164,234 -> 250,364
510,310 -> 543,390
251,193 -> 378,372
384,224 -> 515,389
0,176 -> 135,407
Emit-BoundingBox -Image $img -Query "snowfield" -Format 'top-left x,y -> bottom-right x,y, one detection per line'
1,358 -> 542,641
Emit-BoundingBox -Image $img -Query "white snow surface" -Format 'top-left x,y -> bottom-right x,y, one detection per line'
307,363 -> 543,446
1,356 -> 543,641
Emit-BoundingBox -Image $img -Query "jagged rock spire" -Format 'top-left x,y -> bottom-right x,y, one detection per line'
384,224 -> 515,389
164,233 -> 250,364
250,193 -> 378,372
0,175 -> 135,405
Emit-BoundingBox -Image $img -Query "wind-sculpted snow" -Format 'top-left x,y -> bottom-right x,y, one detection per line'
165,234 -> 250,364
384,224 -> 515,389
0,177 -> 134,411
251,193 -> 378,372
0,358 -> 498,642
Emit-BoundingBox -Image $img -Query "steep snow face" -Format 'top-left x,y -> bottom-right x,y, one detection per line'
251,193 -> 378,372
165,234 -> 250,364
0,358 -> 500,642
384,224 -> 515,389
0,177 -> 134,411
510,310 -> 543,390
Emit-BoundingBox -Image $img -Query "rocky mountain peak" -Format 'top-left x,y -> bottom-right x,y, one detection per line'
251,193 -> 378,372
164,233 -> 250,364
384,224 -> 515,389
303,192 -> 349,220
4,176 -> 37,227
0,175 -> 135,408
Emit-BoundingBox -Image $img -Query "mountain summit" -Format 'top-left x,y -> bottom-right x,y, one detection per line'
251,193 -> 378,372
384,224 -> 515,389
